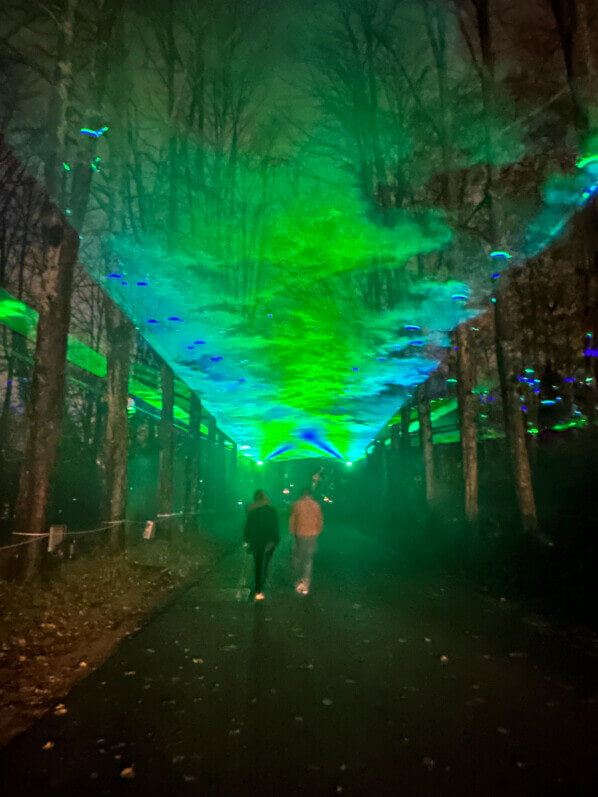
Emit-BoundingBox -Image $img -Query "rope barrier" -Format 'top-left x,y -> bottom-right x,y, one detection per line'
0,510 -> 205,553
0,535 -> 50,552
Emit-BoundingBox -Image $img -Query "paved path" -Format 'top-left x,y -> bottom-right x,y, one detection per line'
1,524 -> 597,795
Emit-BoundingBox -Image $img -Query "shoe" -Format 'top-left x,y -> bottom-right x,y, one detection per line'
254,592 -> 266,601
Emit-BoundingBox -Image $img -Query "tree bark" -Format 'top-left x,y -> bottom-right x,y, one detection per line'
184,392 -> 201,524
417,384 -> 435,506
493,291 -> 538,533
44,0 -> 78,198
103,299 -> 132,552
549,0 -> 591,144
471,0 -> 539,536
455,325 -> 479,524
13,206 -> 79,579
158,361 -> 175,538
400,402 -> 411,450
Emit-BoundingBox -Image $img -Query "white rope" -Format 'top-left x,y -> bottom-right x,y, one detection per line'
0,509 -> 205,553
0,535 -> 50,552
65,524 -> 113,537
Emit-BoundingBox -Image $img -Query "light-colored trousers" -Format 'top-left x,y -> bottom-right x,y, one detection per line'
292,535 -> 318,587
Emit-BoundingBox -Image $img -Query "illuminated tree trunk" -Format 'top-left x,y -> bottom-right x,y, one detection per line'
400,403 -> 411,450
549,0 -> 592,144
158,361 -> 175,538
472,0 -> 539,535
417,384 -> 435,506
13,207 -> 79,579
205,416 -> 216,509
493,291 -> 538,533
184,392 -> 201,525
44,0 -> 78,198
103,299 -> 132,552
455,325 -> 479,524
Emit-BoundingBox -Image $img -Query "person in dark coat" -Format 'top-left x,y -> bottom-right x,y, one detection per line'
244,490 -> 279,601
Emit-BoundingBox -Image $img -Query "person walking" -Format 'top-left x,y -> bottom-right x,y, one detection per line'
244,490 -> 279,601
289,487 -> 323,595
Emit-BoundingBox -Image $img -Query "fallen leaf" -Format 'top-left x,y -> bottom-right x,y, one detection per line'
322,698 -> 333,706
42,741 -> 54,750
120,766 -> 135,779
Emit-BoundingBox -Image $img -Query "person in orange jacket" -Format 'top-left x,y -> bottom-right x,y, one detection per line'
289,487 -> 323,595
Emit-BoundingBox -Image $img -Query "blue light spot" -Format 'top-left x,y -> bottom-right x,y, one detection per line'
352,367 -> 359,371
107,273 -> 121,279
492,272 -> 500,280
168,317 -> 183,322
404,325 -> 420,331
147,319 -> 158,324
137,281 -> 148,286
187,346 -> 194,350
451,293 -> 468,301
194,341 -> 206,345
563,377 -> 575,383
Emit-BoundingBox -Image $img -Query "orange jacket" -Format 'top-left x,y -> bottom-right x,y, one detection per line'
289,496 -> 323,537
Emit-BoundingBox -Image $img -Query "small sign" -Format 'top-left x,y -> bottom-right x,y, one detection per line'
143,520 -> 155,540
48,525 -> 66,553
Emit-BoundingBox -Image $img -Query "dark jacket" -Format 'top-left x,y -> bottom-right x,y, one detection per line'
244,504 -> 280,550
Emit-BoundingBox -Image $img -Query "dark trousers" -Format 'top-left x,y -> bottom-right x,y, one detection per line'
253,543 -> 275,592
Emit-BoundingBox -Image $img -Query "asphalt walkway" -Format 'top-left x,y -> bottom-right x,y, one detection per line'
1,523 -> 596,795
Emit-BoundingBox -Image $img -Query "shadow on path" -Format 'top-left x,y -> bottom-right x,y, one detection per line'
1,523 -> 596,795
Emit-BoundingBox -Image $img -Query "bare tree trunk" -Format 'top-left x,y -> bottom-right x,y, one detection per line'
400,402 -> 411,450
472,0 -> 539,535
158,361 -> 174,538
44,0 -> 78,198
455,325 -> 479,524
493,291 -> 538,533
549,0 -> 591,144
205,416 -> 216,510
13,206 -> 79,579
103,299 -> 132,552
184,392 -> 201,526
417,384 -> 435,506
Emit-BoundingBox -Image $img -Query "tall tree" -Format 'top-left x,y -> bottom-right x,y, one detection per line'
417,382 -> 435,506
184,392 -> 202,526
103,298 -> 132,552
158,360 -> 175,538
13,203 -> 79,578
455,324 -> 479,524
469,0 -> 538,534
